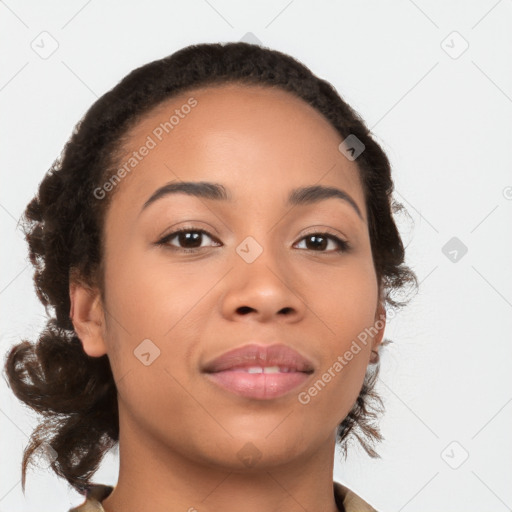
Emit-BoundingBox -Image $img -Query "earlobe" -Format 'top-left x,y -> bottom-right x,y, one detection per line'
69,281 -> 108,358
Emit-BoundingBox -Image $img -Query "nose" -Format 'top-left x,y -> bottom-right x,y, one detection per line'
220,241 -> 306,324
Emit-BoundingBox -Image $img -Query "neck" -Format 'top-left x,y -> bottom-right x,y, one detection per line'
101,408 -> 341,512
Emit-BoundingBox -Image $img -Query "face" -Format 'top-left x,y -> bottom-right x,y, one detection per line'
73,83 -> 385,471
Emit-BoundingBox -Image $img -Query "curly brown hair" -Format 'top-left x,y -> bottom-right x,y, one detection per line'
3,41 -> 418,496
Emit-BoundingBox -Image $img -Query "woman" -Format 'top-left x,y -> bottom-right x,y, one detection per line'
4,41 -> 417,512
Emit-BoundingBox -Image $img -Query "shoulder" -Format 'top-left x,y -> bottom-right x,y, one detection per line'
68,484 -> 114,512
333,480 -> 379,512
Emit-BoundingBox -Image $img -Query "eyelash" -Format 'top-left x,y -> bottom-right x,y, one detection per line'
155,226 -> 351,254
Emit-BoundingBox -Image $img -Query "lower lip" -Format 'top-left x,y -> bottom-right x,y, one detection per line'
204,370 -> 311,400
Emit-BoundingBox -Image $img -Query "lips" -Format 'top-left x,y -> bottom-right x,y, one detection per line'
201,343 -> 315,374
202,343 -> 315,400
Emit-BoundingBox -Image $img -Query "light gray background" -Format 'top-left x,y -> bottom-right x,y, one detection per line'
1,1 -> 511,511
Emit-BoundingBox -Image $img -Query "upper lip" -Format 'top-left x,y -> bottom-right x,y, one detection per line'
202,343 -> 315,373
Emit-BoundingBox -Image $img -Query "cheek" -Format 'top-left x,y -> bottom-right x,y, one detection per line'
312,257 -> 378,344
104,243 -> 210,333
102,247 -> 217,384
101,251 -> 201,427
291,259 -> 378,416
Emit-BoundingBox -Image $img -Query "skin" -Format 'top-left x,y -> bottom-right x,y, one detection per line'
70,83 -> 385,512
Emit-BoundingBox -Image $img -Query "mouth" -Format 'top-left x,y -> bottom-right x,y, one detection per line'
201,343 -> 315,400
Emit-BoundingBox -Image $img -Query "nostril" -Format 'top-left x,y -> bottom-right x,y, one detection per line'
236,306 -> 253,315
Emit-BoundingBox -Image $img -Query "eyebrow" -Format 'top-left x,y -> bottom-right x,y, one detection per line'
140,181 -> 363,220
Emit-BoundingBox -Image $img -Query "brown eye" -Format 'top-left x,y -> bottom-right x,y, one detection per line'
156,228 -> 221,252
295,232 -> 350,253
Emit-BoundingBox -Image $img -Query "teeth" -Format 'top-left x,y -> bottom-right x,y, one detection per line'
245,366 -> 293,374
262,366 -> 280,374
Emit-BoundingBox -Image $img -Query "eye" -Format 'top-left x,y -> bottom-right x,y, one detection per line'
155,227 -> 350,254
156,227 -> 221,252
294,231 -> 350,253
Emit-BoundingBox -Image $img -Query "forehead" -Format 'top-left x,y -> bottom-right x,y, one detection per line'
106,83 -> 366,221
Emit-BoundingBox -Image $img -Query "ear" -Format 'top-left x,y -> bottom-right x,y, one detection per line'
69,278 -> 108,358
372,300 -> 387,352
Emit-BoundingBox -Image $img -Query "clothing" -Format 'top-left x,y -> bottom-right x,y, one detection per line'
68,481 -> 377,511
